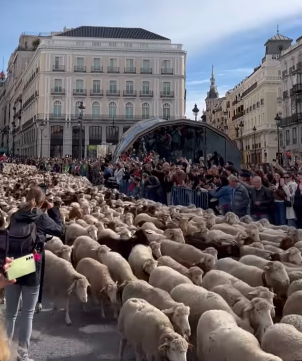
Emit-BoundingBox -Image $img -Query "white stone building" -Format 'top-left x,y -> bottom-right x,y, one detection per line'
280,36 -> 302,162
0,26 -> 186,158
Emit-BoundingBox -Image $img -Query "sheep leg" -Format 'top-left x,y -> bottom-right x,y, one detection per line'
113,304 -> 119,319
49,304 -> 58,316
65,294 -> 72,326
100,299 -> 106,318
134,343 -> 145,361
119,338 -> 127,360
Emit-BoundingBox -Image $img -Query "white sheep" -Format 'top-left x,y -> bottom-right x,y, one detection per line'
214,212 -> 240,225
240,245 -> 272,260
163,228 -> 185,243
149,266 -> 194,293
283,290 -> 302,316
65,223 -> 98,245
76,257 -> 118,318
281,314 -> 302,333
134,213 -> 167,229
262,323 -> 302,360
288,279 -> 302,297
170,283 -> 253,335
141,222 -> 164,234
44,250 -> 90,326
197,310 -> 281,361
128,244 -> 158,281
157,255 -> 189,275
273,247 -> 302,265
45,236 -> 72,262
118,298 -> 189,361
160,239 -> 216,272
122,280 -> 191,338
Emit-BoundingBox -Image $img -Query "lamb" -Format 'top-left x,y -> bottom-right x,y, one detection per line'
122,280 -> 191,338
240,245 -> 272,260
170,283 -> 253,335
149,266 -> 194,293
128,244 -> 158,281
160,239 -> 216,272
43,250 -> 90,326
65,223 -> 98,246
262,323 -> 302,360
217,257 -> 290,298
118,298 -> 189,361
196,310 -> 281,361
271,247 -> 302,264
76,258 -> 118,318
283,290 -> 302,316
157,255 -> 189,275
45,236 -> 72,262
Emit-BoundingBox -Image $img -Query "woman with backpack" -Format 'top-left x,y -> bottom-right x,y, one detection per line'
5,186 -> 64,361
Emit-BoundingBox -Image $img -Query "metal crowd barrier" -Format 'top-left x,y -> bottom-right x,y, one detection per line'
118,181 -> 208,209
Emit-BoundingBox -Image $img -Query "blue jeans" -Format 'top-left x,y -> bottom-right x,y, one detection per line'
252,213 -> 270,222
274,202 -> 286,226
5,284 -> 40,360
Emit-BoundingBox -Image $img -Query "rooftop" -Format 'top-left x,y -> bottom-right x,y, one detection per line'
265,33 -> 293,46
57,26 -> 170,41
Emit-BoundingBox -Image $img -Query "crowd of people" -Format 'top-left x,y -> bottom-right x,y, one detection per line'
2,151 -> 302,228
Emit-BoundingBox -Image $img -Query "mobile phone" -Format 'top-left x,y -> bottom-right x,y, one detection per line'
0,230 -> 9,273
5,254 -> 36,281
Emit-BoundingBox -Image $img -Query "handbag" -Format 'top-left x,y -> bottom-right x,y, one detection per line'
285,199 -> 292,207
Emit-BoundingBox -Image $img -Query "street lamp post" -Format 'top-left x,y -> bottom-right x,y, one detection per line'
252,126 -> 257,165
78,101 -> 85,160
12,122 -> 16,156
39,120 -> 45,159
192,104 -> 199,121
275,113 -> 281,164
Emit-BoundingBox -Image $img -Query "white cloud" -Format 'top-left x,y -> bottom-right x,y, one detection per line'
186,79 -> 209,86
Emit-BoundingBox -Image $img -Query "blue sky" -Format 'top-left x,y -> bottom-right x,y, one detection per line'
1,0 -> 302,118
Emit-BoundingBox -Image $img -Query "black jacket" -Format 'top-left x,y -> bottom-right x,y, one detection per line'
294,188 -> 302,220
250,186 -> 273,214
9,207 -> 64,286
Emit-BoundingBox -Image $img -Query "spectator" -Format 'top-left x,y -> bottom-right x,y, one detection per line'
113,162 -> 125,185
249,176 -> 274,221
207,176 -> 231,215
228,174 -> 250,218
271,172 -> 288,226
283,172 -> 297,227
293,171 -> 302,228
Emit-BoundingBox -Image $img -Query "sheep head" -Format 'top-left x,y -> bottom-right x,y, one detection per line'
185,267 -> 204,286
69,276 -> 90,303
143,259 -> 158,274
158,331 -> 189,361
263,261 -> 290,297
162,304 -> 191,339
224,212 -> 239,225
203,247 -> 218,261
240,215 -> 253,224
101,281 -> 118,304
246,224 -> 260,242
149,241 -> 162,259
284,247 -> 302,264
164,228 -> 185,244
87,225 -> 98,240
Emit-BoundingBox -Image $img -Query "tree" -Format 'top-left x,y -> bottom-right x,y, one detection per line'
32,39 -> 40,50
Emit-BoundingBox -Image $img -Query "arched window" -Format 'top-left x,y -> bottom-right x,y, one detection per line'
142,102 -> 150,119
53,101 -> 62,117
92,101 -> 100,118
75,101 -> 82,117
125,102 -> 133,119
50,125 -> 63,158
163,103 -> 171,119
109,101 -> 117,118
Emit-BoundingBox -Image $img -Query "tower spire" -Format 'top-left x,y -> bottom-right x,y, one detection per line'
205,65 -> 219,101
277,24 -> 279,35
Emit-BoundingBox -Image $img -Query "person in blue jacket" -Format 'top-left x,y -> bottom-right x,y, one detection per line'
208,176 -> 231,215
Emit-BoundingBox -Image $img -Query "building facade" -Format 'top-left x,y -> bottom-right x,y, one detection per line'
0,26 -> 186,158
204,66 -> 220,125
280,36 -> 302,163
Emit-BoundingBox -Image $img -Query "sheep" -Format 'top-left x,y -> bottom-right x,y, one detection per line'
160,239 -> 216,272
259,232 -> 286,243
128,244 -> 158,281
121,280 -> 191,338
288,279 -> 302,297
239,254 -> 270,269
214,211 -> 240,225
157,255 -> 189,275
211,223 -> 246,236
288,270 -> 302,283
76,257 -> 118,318
140,221 -> 164,234
281,314 -> 302,333
149,266 -> 194,293
170,283 -> 253,335
118,298 -> 189,361
262,323 -> 302,360
217,257 -> 290,298
163,228 -> 185,244
271,247 -> 302,264
196,310 -> 281,361
134,213 -> 167,229
65,223 -> 98,246
43,250 -> 90,326
283,290 -> 302,316
240,245 -> 272,260
45,236 -> 72,262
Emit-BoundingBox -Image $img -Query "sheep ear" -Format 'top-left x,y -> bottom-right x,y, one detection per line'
162,308 -> 174,316
243,304 -> 254,313
67,279 -> 77,293
158,343 -> 168,351
247,291 -> 258,297
100,287 -> 105,292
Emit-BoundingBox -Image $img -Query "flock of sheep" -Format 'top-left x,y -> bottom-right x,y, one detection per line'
2,164 -> 302,360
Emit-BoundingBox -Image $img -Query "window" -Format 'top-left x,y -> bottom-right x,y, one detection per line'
55,57 -> 60,67
109,80 -> 117,93
142,81 -> 150,94
163,82 -> 171,94
162,60 -> 171,69
92,101 -> 100,118
126,59 -> 134,68
75,101 -> 82,116
109,58 -> 117,67
126,81 -> 134,93
54,79 -> 62,92
163,103 -> 171,119
286,130 -> 290,145
93,80 -> 101,93
125,102 -> 133,119
109,102 -> 117,117
76,79 -> 84,92
142,103 -> 150,119
93,58 -> 101,69
76,57 -> 84,66
53,101 -> 62,116
293,127 -> 297,144
142,59 -> 150,70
